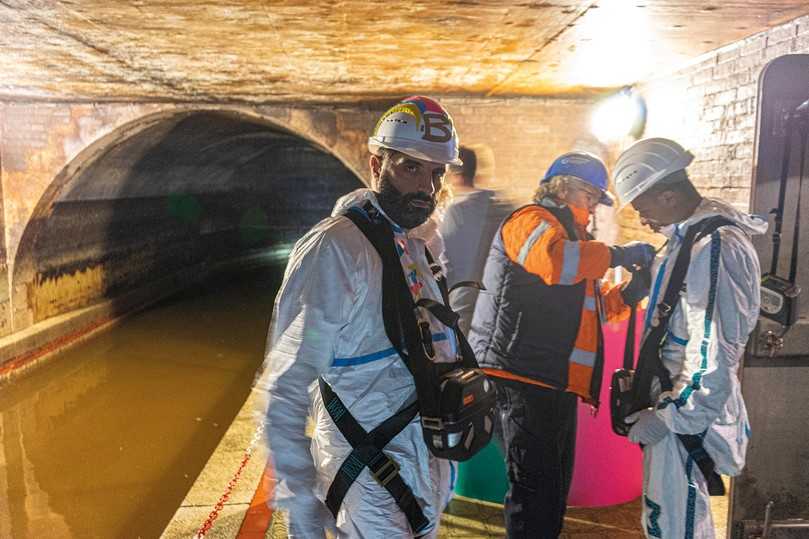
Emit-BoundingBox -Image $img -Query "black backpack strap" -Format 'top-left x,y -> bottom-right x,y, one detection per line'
631,216 -> 737,405
319,378 -> 430,534
343,204 -> 412,366
623,307 -> 638,371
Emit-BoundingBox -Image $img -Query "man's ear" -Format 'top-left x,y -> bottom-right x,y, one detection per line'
369,154 -> 382,186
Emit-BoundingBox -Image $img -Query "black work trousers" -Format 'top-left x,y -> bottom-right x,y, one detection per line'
495,379 -> 578,539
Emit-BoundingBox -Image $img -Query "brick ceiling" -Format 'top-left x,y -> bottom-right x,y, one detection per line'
1,1 -> 808,103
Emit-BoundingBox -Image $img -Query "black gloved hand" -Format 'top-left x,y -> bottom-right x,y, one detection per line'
610,242 -> 655,270
621,267 -> 652,305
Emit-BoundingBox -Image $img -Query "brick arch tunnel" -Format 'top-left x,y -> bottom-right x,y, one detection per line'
10,110 -> 365,328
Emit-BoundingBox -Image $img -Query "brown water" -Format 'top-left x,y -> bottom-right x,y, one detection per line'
0,264 -> 283,539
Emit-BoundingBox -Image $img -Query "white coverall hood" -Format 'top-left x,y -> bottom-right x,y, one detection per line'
639,196 -> 764,538
333,187 -> 446,262
260,189 -> 455,538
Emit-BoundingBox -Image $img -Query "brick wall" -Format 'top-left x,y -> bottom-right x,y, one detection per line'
442,97 -> 600,199
618,13 -> 809,243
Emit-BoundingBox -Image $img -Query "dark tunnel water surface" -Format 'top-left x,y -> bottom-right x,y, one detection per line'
0,263 -> 284,538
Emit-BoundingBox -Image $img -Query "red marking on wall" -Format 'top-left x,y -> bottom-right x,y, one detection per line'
0,316 -> 115,381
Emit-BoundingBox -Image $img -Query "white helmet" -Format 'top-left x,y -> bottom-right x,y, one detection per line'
368,96 -> 462,166
613,137 -> 694,208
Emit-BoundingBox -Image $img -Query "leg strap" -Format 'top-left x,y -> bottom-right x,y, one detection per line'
677,433 -> 726,496
319,378 -> 430,534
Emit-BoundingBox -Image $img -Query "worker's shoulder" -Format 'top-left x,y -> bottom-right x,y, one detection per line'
292,214 -> 370,258
504,204 -> 559,230
690,218 -> 756,257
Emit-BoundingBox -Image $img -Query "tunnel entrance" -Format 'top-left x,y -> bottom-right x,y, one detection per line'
12,110 -> 364,326
1,110 -> 365,537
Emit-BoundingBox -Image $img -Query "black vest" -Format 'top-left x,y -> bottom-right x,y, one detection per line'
469,203 -> 603,400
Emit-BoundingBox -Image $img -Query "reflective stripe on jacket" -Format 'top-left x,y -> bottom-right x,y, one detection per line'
468,201 -> 628,403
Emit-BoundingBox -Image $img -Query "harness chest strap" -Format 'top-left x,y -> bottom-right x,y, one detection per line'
318,378 -> 429,534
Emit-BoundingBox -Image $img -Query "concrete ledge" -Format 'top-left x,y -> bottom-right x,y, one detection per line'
0,272 -> 188,382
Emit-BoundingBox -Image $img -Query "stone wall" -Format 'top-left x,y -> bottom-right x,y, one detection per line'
6,7 -> 809,342
0,95 -> 603,358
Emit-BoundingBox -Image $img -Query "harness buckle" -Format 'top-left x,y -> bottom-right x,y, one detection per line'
657,302 -> 672,317
421,416 -> 444,430
418,321 -> 435,359
371,456 -> 400,487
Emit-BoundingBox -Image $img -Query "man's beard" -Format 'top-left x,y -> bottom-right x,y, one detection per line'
376,173 -> 436,229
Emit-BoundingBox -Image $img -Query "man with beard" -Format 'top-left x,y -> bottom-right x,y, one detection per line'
258,96 -> 463,538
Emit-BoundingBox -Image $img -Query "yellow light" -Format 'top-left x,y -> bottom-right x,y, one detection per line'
591,90 -> 645,143
563,1 -> 654,88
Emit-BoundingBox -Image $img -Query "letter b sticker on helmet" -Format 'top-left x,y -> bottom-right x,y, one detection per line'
422,112 -> 452,143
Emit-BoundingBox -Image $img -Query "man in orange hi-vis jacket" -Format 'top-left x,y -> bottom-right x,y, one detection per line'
468,151 -> 655,538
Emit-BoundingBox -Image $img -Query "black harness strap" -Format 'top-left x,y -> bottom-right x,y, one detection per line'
631,215 -> 737,496
324,202 -> 487,528
315,204 -> 430,534
319,378 -> 429,534
678,431 -> 726,496
320,204 -> 454,535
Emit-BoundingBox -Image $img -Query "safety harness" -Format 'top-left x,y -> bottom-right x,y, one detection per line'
318,202 -> 495,535
614,215 -> 737,496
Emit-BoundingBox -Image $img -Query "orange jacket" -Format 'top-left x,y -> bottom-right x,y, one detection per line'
479,202 -> 630,402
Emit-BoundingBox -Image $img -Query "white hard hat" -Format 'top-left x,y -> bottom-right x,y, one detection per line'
613,137 -> 694,208
368,96 -> 462,166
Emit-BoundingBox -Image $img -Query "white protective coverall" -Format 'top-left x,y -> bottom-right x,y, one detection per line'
256,188 -> 456,538
640,198 -> 766,538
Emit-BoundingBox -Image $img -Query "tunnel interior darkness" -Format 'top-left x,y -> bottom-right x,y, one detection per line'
14,111 -> 364,323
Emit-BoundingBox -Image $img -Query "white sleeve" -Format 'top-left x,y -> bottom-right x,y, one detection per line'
656,228 -> 760,434
257,221 -> 363,532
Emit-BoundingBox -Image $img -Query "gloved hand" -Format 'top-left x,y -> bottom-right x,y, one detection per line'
625,408 -> 669,446
610,241 -> 656,270
621,267 -> 652,305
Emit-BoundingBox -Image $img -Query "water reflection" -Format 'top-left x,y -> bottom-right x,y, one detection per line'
0,265 -> 282,538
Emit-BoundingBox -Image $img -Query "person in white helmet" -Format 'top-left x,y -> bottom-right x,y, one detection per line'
613,138 -> 767,539
257,96 -> 463,538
